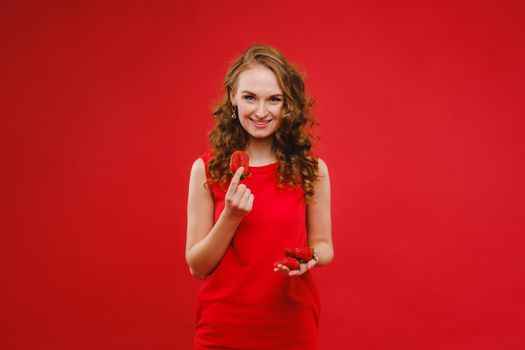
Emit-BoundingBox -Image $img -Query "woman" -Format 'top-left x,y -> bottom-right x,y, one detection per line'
186,43 -> 334,349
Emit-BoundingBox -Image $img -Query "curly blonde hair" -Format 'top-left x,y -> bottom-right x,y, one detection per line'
205,43 -> 321,205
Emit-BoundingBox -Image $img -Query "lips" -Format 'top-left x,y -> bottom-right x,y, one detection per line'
250,118 -> 271,126
250,119 -> 272,129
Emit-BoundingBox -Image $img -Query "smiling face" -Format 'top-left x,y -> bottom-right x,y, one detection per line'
230,64 -> 284,141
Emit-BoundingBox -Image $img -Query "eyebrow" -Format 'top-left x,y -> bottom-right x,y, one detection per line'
240,90 -> 283,97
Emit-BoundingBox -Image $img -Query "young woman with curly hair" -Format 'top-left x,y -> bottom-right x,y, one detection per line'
186,43 -> 334,349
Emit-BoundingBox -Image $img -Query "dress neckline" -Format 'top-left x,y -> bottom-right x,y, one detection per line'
249,161 -> 278,174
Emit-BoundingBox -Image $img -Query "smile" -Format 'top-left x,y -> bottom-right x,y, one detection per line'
250,119 -> 271,128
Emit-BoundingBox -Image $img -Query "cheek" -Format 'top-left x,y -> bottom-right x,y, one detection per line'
269,105 -> 283,114
238,105 -> 254,114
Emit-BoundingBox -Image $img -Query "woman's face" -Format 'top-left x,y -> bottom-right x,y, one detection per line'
230,65 -> 284,140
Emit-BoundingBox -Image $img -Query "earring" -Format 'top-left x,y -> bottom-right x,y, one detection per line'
231,106 -> 237,119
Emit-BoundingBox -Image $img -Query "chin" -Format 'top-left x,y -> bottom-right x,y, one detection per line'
249,132 -> 275,139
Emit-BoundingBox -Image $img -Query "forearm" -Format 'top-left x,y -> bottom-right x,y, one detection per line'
187,210 -> 242,279
310,241 -> 334,267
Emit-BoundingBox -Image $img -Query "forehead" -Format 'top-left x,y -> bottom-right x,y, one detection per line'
236,65 -> 282,95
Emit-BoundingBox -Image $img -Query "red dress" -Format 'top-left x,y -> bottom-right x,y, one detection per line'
193,151 -> 321,350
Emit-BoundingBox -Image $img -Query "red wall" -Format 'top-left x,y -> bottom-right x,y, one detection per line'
2,1 -> 524,349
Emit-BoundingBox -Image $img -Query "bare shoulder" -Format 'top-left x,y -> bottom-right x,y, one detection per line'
187,156 -> 213,201
188,157 -> 210,196
190,157 -> 206,177
316,158 -> 329,178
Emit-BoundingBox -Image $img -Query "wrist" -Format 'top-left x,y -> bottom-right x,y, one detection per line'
222,208 -> 244,223
310,246 -> 319,263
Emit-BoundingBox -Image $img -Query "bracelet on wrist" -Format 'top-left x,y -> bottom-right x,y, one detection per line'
311,247 -> 319,262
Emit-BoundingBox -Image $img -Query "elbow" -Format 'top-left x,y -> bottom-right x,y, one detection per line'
318,255 -> 334,267
318,247 -> 335,267
328,248 -> 334,263
186,247 -> 214,280
309,240 -> 334,266
327,248 -> 335,265
189,266 -> 207,280
187,249 -> 206,280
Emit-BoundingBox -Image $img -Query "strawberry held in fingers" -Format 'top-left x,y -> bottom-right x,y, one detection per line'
274,257 -> 300,270
229,150 -> 251,180
284,247 -> 314,262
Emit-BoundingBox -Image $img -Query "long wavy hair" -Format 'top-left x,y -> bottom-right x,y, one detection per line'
205,43 -> 321,205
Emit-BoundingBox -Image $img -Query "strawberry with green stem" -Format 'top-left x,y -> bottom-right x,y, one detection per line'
274,246 -> 319,276
284,247 -> 318,263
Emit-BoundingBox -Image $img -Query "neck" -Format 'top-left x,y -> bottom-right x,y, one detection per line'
245,137 -> 276,163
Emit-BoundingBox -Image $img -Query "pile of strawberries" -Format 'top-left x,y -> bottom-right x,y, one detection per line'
274,247 -> 315,270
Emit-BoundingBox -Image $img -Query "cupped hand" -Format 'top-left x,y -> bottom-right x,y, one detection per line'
273,258 -> 318,277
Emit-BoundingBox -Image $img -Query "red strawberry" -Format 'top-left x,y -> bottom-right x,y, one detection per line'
274,257 -> 300,270
229,150 -> 251,180
284,247 -> 314,262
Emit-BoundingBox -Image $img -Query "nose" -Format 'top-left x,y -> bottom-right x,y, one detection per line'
254,101 -> 267,118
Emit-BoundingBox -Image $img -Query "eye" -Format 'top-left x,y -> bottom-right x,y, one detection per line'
243,95 -> 255,101
270,97 -> 282,102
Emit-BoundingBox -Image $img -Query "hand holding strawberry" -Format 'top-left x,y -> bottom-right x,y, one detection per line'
273,257 -> 300,270
274,246 -> 319,277
229,150 -> 251,180
284,247 -> 315,262
223,165 -> 254,221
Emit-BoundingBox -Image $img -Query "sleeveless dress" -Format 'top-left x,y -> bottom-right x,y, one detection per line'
193,150 -> 321,350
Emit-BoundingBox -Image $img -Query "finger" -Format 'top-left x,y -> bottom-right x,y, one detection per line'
236,166 -> 245,180
290,264 -> 307,276
277,264 -> 290,273
239,188 -> 251,207
275,266 -> 288,275
307,259 -> 317,270
233,183 -> 247,203
226,166 -> 244,197
291,263 -> 308,275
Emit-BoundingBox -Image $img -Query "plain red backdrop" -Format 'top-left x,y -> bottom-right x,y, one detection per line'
1,0 -> 524,349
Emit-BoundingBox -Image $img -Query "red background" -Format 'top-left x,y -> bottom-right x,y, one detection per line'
2,0 -> 524,349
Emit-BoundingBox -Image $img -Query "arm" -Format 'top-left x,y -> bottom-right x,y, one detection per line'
185,159 -> 252,280
275,158 -> 334,276
306,158 -> 334,267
